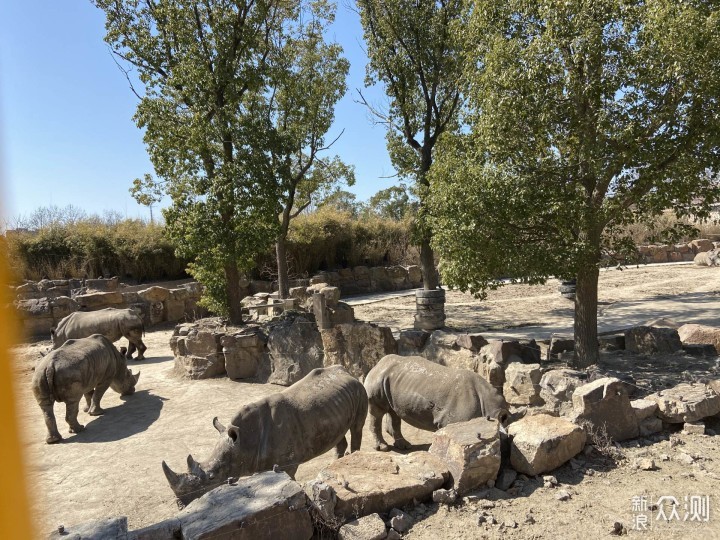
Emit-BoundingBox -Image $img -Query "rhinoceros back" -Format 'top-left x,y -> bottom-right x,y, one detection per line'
34,335 -> 124,403
53,308 -> 142,348
231,365 -> 367,473
365,354 -> 506,431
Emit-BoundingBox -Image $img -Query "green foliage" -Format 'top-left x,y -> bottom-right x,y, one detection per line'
317,189 -> 362,217
366,184 -> 417,221
3,219 -> 185,283
431,0 -> 720,292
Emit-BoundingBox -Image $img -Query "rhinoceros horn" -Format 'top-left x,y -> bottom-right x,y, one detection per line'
162,461 -> 181,490
212,417 -> 226,434
187,454 -> 204,477
133,371 -> 140,384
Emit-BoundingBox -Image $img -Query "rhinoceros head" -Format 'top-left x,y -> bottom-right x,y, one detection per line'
162,417 -> 244,505
111,368 -> 140,396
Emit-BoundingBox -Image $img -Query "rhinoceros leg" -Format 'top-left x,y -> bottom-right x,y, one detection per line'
39,401 -> 62,444
65,400 -> 85,434
82,390 -> 95,413
335,436 -> 348,458
350,411 -> 364,453
126,342 -> 137,359
87,382 -> 110,416
368,403 -> 390,452
384,410 -> 411,450
127,330 -> 147,360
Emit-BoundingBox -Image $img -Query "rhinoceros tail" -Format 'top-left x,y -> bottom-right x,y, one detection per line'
41,364 -> 61,403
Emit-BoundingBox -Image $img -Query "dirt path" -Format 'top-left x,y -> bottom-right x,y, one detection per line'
11,264 -> 720,538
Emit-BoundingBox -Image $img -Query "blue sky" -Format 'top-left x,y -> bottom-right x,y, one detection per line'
0,1 -> 395,222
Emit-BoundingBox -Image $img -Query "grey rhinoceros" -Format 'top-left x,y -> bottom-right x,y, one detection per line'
162,365 -> 368,505
364,354 -> 509,451
32,334 -> 140,444
52,307 -> 147,360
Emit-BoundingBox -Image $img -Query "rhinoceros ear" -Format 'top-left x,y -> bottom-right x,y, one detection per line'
212,417 -> 226,434
227,426 -> 240,443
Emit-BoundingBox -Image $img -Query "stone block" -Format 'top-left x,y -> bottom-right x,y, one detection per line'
222,331 -> 266,380
85,277 -> 119,292
397,330 -> 430,355
638,416 -> 663,436
127,518 -> 181,540
310,451 -> 448,521
174,353 -> 226,380
75,291 -> 124,309
624,326 -> 682,355
647,383 -> 720,423
268,314 -> 323,386
387,266 -> 409,288
690,239 -> 713,252
455,333 -> 489,352
338,513 -> 387,540
571,377 -> 639,441
548,336 -> 574,359
631,399 -> 658,421
683,421 -> 705,435
149,301 -> 164,325
677,324 -> 720,355
48,517 -> 128,540
177,471 -> 312,540
429,418 -> 501,494
321,322 -> 397,380
477,360 -> 505,392
508,414 -> 586,476
137,286 -> 170,303
49,296 -> 79,320
539,369 -> 586,411
329,302 -> 355,325
480,340 -> 523,365
598,334 -> 625,351
406,265 -> 423,287
421,330 -> 478,372
503,362 -> 542,406
164,289 -> 188,322
320,286 -> 341,307
185,330 -> 221,356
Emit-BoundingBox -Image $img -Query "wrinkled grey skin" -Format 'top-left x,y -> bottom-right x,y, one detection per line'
694,249 -> 720,267
364,354 -> 509,451
162,365 -> 368,505
51,308 -> 147,360
32,334 -> 140,444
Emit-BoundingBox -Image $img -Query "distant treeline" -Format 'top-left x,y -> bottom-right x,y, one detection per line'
2,204 -> 419,284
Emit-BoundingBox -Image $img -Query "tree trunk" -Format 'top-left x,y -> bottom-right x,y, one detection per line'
419,233 -> 438,290
224,261 -> 244,324
573,263 -> 599,368
276,235 -> 289,299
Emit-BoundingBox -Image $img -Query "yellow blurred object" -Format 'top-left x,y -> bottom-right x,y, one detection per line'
0,248 -> 35,538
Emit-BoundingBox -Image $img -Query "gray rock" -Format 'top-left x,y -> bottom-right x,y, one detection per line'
624,326 -> 682,355
508,414 -> 586,476
397,330 -> 430,356
503,362 -> 542,406
647,383 -> 720,423
571,377 -> 639,441
432,488 -> 457,505
177,471 -> 312,540
267,314 -> 323,386
429,418 -> 501,494
494,467 -> 517,491
389,509 -> 413,534
127,518 -> 181,540
631,399 -> 658,421
320,322 -> 397,380
48,517 -> 128,540
338,513 -> 387,540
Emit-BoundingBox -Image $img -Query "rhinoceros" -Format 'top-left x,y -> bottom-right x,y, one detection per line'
162,365 -> 368,505
694,249 -> 720,267
364,354 -> 509,451
52,307 -> 147,360
32,334 -> 140,444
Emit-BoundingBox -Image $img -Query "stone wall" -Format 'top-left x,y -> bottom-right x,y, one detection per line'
633,238 -> 718,264
11,278 -> 205,337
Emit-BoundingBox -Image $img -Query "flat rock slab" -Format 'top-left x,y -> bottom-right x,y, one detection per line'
677,324 -> 720,354
311,451 -> 449,521
507,414 -> 586,476
177,471 -> 312,540
631,399 -> 658,421
647,383 -> 720,423
338,513 -> 388,540
48,517 -> 128,539
571,377 -> 639,441
429,417 -> 501,494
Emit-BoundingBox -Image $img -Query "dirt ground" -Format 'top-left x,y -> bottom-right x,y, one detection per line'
11,263 -> 720,539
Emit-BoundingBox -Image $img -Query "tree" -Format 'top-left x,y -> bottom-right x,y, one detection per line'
130,173 -> 163,223
356,0 -> 466,290
430,0 -> 720,366
260,2 -> 354,299
366,184 -> 416,221
94,0 -> 296,322
317,188 -> 362,216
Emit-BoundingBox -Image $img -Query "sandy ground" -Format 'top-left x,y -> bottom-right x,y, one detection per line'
11,263 -> 720,539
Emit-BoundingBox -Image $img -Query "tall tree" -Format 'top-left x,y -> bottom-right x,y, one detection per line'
260,2 -> 354,299
430,0 -> 720,366
94,0 -> 295,322
356,0 -> 466,290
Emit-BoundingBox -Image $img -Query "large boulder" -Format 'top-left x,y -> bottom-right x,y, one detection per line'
503,362 -> 542,406
624,326 -> 682,355
338,514 -> 388,540
222,329 -> 267,380
428,418 -> 501,494
507,414 -> 587,476
677,324 -> 720,355
539,369 -> 586,412
267,314 -> 324,386
420,330 -> 479,372
690,238 -> 714,253
646,383 -> 720,423
308,451 -> 449,521
177,471 -> 313,540
321,322 -> 397,380
74,291 -> 124,310
397,330 -> 430,356
571,377 -> 639,441
137,286 -> 170,303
